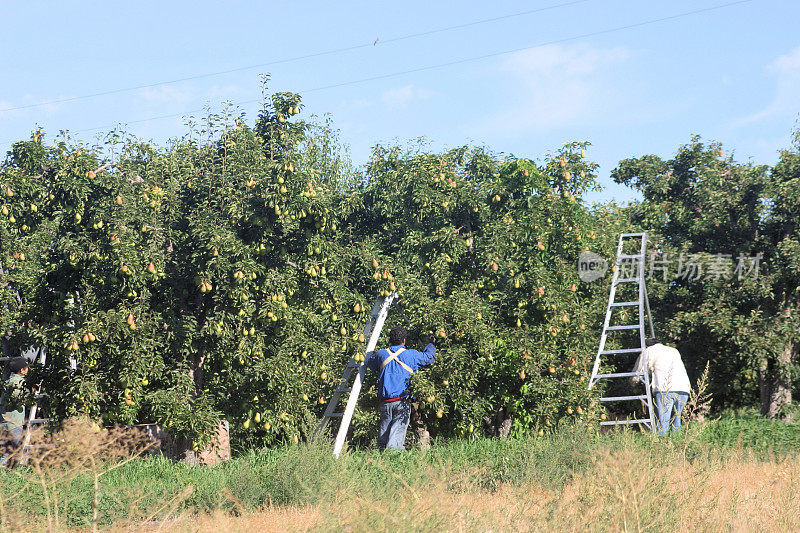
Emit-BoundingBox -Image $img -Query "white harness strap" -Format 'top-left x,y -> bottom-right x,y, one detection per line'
380,347 -> 413,374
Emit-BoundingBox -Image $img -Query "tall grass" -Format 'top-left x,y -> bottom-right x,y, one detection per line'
2,415 -> 800,531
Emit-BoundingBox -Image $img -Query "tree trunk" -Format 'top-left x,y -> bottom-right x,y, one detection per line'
179,347 -> 207,458
759,357 -> 770,415
761,303 -> 795,420
190,348 -> 206,391
410,402 -> 430,449
759,342 -> 795,420
482,407 -> 512,439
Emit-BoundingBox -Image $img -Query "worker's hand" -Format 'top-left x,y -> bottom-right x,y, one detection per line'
424,333 -> 436,347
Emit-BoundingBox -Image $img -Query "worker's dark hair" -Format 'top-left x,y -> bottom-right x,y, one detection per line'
8,357 -> 28,373
389,327 -> 407,346
645,337 -> 659,347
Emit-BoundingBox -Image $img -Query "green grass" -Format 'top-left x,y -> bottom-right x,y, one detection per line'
3,415 -> 800,529
697,411 -> 800,454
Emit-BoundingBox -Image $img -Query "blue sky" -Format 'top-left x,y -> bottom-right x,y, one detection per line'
1,0 -> 798,203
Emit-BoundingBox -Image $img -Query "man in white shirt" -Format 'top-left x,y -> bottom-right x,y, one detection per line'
634,338 -> 691,435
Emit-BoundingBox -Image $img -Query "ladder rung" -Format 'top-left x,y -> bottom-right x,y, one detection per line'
595,371 -> 646,379
315,292 -> 399,455
614,278 -> 640,284
601,418 -> 651,426
599,348 -> 642,355
620,233 -> 645,238
617,254 -> 643,260
600,395 -> 648,402
605,325 -> 641,331
610,301 -> 639,307
27,419 -> 49,425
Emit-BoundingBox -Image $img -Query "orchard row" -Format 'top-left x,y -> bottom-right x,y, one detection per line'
0,91 -> 621,448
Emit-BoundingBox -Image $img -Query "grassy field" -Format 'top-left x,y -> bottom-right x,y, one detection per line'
3,413 -> 800,532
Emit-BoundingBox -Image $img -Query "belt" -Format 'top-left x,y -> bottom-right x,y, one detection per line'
381,396 -> 410,403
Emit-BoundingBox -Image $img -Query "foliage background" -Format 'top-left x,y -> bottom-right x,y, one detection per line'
3,85 -> 798,449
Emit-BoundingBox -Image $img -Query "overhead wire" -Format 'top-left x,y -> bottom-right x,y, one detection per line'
1,0 -> 756,145
0,0 -> 592,114
302,0 -> 756,95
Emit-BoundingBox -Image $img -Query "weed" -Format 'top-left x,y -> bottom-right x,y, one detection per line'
1,416 -> 800,531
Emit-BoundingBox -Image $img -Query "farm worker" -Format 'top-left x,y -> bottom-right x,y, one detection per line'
0,357 -> 29,456
365,327 -> 435,450
633,338 -> 691,436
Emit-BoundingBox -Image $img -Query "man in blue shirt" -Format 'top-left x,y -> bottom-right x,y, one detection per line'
366,327 -> 436,450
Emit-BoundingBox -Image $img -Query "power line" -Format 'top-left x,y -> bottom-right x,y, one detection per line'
2,0 -> 756,146
301,0 -> 757,95
0,0 -> 592,114
379,0 -> 590,45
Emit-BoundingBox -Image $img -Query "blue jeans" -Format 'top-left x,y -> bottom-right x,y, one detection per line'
654,391 -> 689,436
378,400 -> 411,450
0,426 -> 23,466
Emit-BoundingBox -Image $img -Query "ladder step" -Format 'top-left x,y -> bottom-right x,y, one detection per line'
595,371 -> 646,379
614,278 -> 640,284
617,254 -> 643,260
599,348 -> 642,355
601,418 -> 652,426
315,292 -> 399,453
600,395 -> 648,402
27,418 -> 49,425
610,301 -> 639,307
605,325 -> 641,331
620,233 -> 646,238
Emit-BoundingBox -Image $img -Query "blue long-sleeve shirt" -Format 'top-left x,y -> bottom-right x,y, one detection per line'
366,343 -> 436,400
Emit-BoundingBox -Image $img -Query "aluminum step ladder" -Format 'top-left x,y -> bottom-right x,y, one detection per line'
22,345 -> 50,455
588,233 -> 656,431
311,292 -> 398,457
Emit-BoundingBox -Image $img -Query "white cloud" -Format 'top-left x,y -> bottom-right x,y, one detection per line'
137,85 -> 194,105
773,46 -> 800,72
501,44 -> 630,78
380,85 -> 435,107
737,46 -> 800,125
478,44 -> 633,133
206,84 -> 246,100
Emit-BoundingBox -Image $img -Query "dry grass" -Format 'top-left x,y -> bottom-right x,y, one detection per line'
1,417 -> 157,532
5,417 -> 800,532
115,504 -> 321,533
128,448 -> 800,533
555,448 -> 800,532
